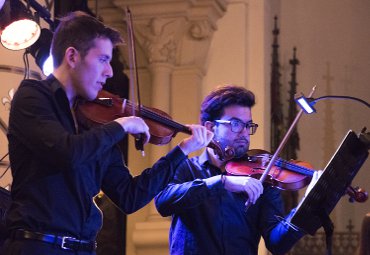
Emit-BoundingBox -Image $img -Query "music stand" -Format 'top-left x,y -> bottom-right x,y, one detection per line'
290,129 -> 369,235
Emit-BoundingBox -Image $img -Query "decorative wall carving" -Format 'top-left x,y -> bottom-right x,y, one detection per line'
190,20 -> 212,39
135,18 -> 184,64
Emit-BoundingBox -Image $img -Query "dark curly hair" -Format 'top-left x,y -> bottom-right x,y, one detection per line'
200,85 -> 255,125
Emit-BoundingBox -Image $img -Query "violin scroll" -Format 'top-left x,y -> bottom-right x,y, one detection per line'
208,142 -> 235,161
346,186 -> 368,203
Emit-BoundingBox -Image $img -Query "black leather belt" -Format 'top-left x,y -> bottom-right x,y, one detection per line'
11,229 -> 97,252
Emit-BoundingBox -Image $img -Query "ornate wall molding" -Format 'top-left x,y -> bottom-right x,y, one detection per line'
135,17 -> 185,64
111,0 -> 227,70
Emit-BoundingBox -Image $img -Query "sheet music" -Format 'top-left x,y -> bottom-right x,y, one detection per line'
290,130 -> 369,235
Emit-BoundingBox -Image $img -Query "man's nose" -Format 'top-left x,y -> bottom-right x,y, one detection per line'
105,63 -> 113,78
240,125 -> 251,136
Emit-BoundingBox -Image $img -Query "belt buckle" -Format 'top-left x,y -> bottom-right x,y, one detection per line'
61,236 -> 76,250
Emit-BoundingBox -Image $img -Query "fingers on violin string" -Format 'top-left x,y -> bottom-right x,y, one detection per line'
199,127 -> 207,141
205,130 -> 214,143
202,131 -> 213,145
189,125 -> 208,144
191,126 -> 202,139
200,129 -> 210,145
202,128 -> 214,143
193,125 -> 204,136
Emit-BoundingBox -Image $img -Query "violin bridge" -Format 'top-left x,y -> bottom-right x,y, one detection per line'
261,154 -> 269,167
121,99 -> 127,113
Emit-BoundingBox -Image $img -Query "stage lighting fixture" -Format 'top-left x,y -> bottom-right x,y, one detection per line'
0,0 -> 41,50
296,94 -> 370,114
295,96 -> 316,114
28,28 -> 53,75
41,54 -> 53,76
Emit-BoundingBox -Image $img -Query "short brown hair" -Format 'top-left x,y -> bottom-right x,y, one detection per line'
51,11 -> 123,68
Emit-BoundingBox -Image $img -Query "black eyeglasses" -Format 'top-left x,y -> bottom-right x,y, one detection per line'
214,119 -> 258,135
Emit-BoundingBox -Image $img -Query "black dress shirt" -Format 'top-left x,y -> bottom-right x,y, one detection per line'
155,150 -> 305,255
6,75 -> 186,242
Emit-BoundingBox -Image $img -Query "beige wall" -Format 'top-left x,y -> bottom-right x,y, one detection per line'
278,0 -> 370,231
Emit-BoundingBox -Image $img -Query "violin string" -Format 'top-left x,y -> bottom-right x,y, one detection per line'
124,100 -> 190,132
274,157 -> 314,176
278,159 -> 314,176
256,155 -> 314,177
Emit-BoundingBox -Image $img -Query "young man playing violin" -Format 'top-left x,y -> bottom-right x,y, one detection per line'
155,85 -> 321,255
2,11 -> 213,255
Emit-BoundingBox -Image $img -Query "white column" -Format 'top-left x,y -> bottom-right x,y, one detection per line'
147,62 -> 174,162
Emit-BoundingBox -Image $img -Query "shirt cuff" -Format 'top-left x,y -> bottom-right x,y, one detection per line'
204,175 -> 224,194
164,145 -> 188,168
104,121 -> 126,142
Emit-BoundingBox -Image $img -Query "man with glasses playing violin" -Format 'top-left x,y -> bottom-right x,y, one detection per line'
155,85 -> 321,255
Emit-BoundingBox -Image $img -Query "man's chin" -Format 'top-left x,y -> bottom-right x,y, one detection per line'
234,146 -> 248,158
86,91 -> 99,101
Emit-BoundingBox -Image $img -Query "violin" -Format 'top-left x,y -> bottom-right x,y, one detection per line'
75,89 -> 231,159
225,149 -> 368,203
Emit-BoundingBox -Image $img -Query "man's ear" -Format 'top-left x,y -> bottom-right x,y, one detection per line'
204,121 -> 215,131
65,47 -> 79,68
